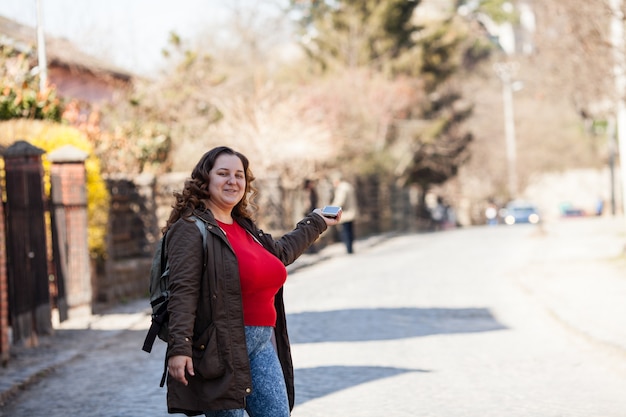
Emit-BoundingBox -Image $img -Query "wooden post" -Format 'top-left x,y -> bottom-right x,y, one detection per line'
0,156 -> 8,364
48,145 -> 91,320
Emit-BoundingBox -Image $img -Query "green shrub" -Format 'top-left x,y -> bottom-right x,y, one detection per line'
1,120 -> 109,259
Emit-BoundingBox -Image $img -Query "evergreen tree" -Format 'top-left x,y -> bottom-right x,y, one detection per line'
292,0 -> 422,74
291,0 -> 481,222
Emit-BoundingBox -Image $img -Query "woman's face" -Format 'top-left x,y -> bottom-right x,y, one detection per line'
207,153 -> 246,212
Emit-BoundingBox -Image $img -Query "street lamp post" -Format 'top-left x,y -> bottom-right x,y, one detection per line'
36,0 -> 48,91
494,61 -> 520,199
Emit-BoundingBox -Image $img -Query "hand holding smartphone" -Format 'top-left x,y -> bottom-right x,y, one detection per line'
321,205 -> 342,218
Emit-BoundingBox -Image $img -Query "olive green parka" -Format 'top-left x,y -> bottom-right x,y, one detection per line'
165,209 -> 327,415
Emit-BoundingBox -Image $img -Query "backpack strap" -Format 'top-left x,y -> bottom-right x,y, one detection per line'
159,231 -> 168,278
160,349 -> 169,387
191,215 -> 209,267
142,300 -> 168,353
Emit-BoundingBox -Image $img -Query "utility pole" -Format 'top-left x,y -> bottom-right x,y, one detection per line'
494,61 -> 519,200
36,0 -> 48,91
610,0 -> 626,216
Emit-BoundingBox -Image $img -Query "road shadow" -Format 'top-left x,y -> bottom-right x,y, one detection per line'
287,307 -> 506,343
294,365 -> 427,406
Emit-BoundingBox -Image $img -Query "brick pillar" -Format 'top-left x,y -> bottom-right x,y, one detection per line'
48,145 -> 91,320
0,164 -> 8,364
4,140 -> 51,347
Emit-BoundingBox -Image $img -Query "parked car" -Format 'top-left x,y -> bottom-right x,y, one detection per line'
501,201 -> 541,225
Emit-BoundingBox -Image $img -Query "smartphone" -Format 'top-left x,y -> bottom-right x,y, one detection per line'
321,205 -> 342,218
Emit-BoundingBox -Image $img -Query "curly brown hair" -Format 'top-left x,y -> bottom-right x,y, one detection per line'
163,146 -> 257,233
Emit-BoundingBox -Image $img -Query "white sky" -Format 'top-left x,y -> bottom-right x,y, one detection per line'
0,0 -> 287,75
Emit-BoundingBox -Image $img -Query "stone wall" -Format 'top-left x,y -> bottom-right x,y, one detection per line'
99,174 -> 159,303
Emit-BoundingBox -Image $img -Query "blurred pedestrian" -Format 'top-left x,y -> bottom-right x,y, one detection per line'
330,171 -> 358,254
303,178 -> 318,215
163,146 -> 341,416
595,197 -> 604,216
430,196 -> 446,231
485,202 -> 498,226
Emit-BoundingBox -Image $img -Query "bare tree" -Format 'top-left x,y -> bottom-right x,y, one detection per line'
530,0 -> 616,116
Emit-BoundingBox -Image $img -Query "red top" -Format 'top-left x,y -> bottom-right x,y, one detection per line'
217,220 -> 287,326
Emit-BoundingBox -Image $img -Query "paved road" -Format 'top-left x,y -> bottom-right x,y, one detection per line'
1,218 -> 625,416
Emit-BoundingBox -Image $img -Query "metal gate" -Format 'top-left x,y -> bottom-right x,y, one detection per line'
4,141 -> 52,347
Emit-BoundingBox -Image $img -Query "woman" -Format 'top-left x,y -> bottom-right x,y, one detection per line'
164,146 -> 340,416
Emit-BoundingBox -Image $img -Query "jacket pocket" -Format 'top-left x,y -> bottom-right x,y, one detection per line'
192,323 -> 225,379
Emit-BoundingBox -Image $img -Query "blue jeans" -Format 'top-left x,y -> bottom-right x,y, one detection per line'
204,326 -> 289,417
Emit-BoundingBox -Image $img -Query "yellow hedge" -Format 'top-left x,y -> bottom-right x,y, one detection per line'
0,119 -> 109,258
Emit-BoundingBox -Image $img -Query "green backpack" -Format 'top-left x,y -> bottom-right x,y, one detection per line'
142,215 -> 208,353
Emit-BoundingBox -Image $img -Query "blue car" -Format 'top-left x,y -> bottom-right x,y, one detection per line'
502,202 -> 540,225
